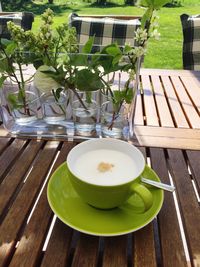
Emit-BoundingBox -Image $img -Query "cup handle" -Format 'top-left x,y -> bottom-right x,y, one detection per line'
130,183 -> 153,211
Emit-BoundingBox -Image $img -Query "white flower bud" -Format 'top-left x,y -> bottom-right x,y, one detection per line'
151,29 -> 160,40
48,16 -> 52,23
45,32 -> 51,39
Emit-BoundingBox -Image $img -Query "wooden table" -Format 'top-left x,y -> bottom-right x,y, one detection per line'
0,69 -> 200,267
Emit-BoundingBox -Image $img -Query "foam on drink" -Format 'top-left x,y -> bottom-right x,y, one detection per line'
73,149 -> 137,186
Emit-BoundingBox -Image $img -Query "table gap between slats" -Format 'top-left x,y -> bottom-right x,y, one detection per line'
0,137 -> 14,155
169,76 -> 193,128
182,151 -> 200,203
166,149 -> 200,267
158,76 -> 179,128
161,76 -> 189,128
141,75 -> 159,127
170,76 -> 200,129
185,151 -> 200,197
134,78 -> 145,126
180,76 -> 200,116
150,75 -> 174,127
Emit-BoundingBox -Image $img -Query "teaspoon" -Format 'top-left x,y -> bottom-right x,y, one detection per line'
141,177 -> 175,192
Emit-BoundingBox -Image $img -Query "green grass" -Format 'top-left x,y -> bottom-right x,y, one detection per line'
28,0 -> 200,69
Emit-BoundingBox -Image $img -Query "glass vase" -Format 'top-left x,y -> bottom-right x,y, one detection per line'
70,90 -> 99,137
2,81 -> 40,125
100,58 -> 141,139
101,101 -> 129,139
40,91 -> 68,123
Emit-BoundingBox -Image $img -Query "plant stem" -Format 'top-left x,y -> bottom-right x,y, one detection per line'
52,89 -> 66,115
70,88 -> 97,123
18,61 -> 31,116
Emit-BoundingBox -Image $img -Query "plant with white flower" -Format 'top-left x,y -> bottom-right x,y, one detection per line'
135,28 -> 148,44
90,0 -> 170,129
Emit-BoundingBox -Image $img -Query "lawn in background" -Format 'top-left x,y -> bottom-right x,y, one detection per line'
30,0 -> 200,69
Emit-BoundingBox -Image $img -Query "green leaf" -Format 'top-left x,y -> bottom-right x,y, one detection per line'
57,54 -> 69,66
124,89 -> 133,103
75,69 -> 104,91
18,89 -> 25,103
113,90 -> 123,103
69,53 -> 88,66
7,93 -> 23,110
82,37 -> 94,54
139,0 -> 171,8
86,91 -> 92,104
0,76 -> 7,88
106,44 -> 122,57
124,44 -> 132,53
0,57 -> 11,73
52,87 -> 63,102
5,42 -> 17,55
112,54 -> 123,65
154,0 -> 171,8
141,7 -> 153,29
34,65 -> 62,93
0,38 -> 13,47
91,46 -> 123,74
113,87 -> 134,105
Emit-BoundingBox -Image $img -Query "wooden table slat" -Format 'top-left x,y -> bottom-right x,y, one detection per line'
161,76 -> 189,128
167,149 -> 200,266
179,76 -> 200,115
0,141 -> 60,267
140,68 -> 200,78
7,142 -> 75,267
133,223 -> 157,267
72,234 -> 99,267
102,236 -> 128,267
0,137 -> 12,155
0,140 -> 44,220
134,85 -> 144,126
134,126 -> 200,150
170,76 -> 200,128
151,75 -> 174,127
133,147 -> 157,267
41,219 -> 73,267
150,148 -> 188,267
0,139 -> 28,183
186,150 -> 200,192
141,75 -> 159,126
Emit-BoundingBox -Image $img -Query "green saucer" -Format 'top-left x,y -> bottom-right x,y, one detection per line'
47,163 -> 164,236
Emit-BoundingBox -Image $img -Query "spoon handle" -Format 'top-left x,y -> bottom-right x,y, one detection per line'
141,177 -> 175,192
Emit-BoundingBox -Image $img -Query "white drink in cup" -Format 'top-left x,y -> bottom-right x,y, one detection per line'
67,138 -> 153,210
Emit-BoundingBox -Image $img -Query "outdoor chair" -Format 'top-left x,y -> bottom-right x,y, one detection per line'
180,14 -> 200,70
0,11 -> 34,39
68,13 -> 141,53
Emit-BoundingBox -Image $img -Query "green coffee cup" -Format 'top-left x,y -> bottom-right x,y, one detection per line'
67,138 -> 153,210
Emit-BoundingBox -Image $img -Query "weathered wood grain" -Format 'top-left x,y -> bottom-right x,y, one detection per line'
0,140 -> 44,220
8,142 -> 74,267
71,234 -> 99,267
102,236 -> 128,267
150,148 -> 188,267
167,149 -> 200,267
0,141 -> 60,267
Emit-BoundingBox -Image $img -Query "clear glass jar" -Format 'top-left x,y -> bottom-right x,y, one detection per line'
40,91 -> 68,123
